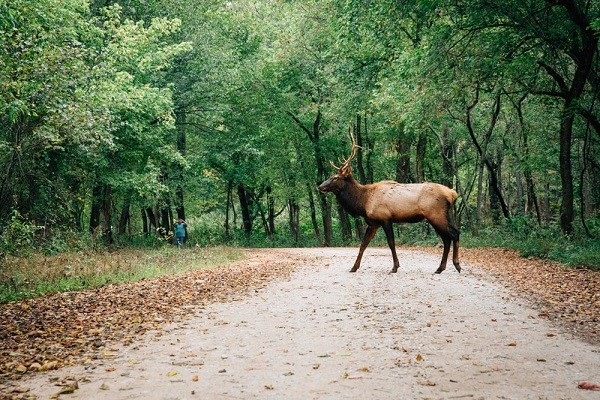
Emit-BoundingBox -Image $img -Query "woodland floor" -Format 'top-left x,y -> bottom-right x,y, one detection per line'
0,246 -> 599,399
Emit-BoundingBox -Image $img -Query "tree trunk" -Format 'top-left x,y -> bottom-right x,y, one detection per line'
175,112 -> 186,220
267,186 -> 275,236
364,114 -> 374,184
237,184 -> 252,235
356,114 -> 367,184
438,127 -> 454,189
100,184 -> 113,244
89,183 -> 102,234
118,198 -> 130,235
337,203 -> 352,242
415,132 -> 426,183
319,192 -> 332,246
288,198 -> 300,243
145,207 -> 158,232
559,110 -> 575,234
225,181 -> 233,238
465,90 -> 510,220
488,150 -> 502,223
307,184 -> 321,244
395,129 -> 413,183
288,108 -> 331,245
141,208 -> 149,235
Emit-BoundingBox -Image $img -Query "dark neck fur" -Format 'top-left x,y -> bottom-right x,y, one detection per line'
336,176 -> 367,217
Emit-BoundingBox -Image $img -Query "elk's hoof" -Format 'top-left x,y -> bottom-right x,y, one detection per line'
434,268 -> 444,274
390,269 -> 398,274
454,264 -> 461,273
349,268 -> 358,273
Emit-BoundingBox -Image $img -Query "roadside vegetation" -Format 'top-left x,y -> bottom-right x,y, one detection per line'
0,244 -> 242,303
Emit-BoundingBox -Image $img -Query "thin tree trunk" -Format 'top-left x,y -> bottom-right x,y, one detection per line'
237,184 -> 252,235
465,89 -> 510,220
288,108 -> 331,245
141,208 -> 149,236
288,198 -> 300,243
558,109 -> 575,234
118,198 -> 130,235
267,186 -> 275,236
89,183 -> 102,234
225,181 -> 233,238
356,114 -> 367,184
100,184 -> 112,244
415,132 -> 426,183
395,127 -> 412,183
175,111 -> 186,220
145,207 -> 158,232
337,203 -> 352,242
307,184 -> 321,244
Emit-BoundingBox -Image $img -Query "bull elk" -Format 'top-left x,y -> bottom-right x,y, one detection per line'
318,137 -> 461,274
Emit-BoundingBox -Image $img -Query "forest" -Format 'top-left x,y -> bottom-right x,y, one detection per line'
1,0 -> 599,267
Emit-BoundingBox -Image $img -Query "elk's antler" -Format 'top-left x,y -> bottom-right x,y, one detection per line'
337,134 -> 361,173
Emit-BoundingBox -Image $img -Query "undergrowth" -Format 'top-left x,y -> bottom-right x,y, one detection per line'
0,246 -> 243,303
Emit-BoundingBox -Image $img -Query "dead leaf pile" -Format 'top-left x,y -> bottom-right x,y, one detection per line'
458,247 -> 600,345
0,250 -> 309,383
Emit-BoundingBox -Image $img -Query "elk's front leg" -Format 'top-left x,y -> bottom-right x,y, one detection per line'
351,224 -> 379,272
381,222 -> 400,273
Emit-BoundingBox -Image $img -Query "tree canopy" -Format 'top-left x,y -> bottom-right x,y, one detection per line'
1,0 -> 599,254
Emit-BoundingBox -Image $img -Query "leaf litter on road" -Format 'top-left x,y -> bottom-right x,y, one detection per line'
0,250 -> 308,386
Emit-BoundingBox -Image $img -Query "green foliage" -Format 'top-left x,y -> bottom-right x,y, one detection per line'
0,211 -> 37,255
464,217 -> 600,270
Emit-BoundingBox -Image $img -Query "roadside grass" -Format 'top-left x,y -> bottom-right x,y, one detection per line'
462,228 -> 600,271
0,246 -> 244,303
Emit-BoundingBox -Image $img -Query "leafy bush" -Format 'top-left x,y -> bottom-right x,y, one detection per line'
0,210 -> 38,256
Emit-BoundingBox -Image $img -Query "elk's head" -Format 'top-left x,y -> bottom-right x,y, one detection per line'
318,136 -> 360,195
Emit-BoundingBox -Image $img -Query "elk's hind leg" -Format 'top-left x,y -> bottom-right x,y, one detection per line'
381,222 -> 400,273
452,237 -> 461,273
435,236 -> 451,274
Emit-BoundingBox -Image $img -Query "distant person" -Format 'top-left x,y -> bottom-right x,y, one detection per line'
174,219 -> 187,248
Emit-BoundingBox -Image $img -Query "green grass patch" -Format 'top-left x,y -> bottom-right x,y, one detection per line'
0,246 -> 244,303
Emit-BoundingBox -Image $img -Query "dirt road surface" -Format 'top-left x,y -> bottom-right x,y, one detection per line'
17,248 -> 600,399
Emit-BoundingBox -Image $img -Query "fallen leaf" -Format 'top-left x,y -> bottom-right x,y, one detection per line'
416,354 -> 424,362
166,370 -> 178,377
578,381 -> 600,391
56,383 -> 78,396
40,361 -> 58,371
192,375 -> 199,382
507,342 -> 517,347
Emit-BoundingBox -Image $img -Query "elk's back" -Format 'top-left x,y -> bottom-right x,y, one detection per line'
364,182 -> 456,222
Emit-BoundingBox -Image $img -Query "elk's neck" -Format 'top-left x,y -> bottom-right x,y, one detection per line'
337,178 -> 368,217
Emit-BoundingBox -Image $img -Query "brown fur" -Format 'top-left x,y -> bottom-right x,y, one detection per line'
319,165 -> 460,274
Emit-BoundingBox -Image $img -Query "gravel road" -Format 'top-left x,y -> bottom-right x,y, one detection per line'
19,248 -> 600,399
